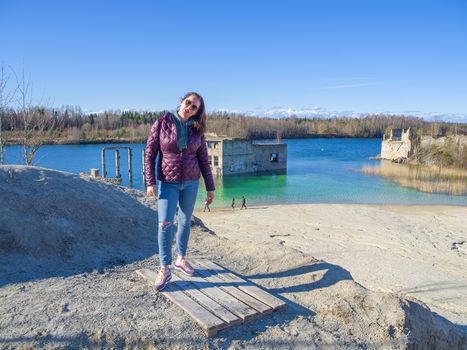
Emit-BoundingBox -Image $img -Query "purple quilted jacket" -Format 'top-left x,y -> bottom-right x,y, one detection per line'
145,112 -> 215,191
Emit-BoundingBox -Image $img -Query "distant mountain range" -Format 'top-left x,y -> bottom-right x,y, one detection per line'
213,107 -> 467,123
84,106 -> 467,124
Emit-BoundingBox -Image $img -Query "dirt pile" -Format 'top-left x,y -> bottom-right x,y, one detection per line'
0,165 -> 157,285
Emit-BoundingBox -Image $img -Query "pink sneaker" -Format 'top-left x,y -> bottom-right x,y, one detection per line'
154,268 -> 171,291
174,259 -> 195,276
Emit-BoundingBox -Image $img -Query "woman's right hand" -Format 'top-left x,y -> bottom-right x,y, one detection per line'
147,185 -> 156,197
205,190 -> 214,205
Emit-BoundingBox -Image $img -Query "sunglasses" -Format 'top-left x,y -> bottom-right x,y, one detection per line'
184,99 -> 199,112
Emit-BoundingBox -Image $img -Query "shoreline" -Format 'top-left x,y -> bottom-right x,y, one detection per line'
195,202 -> 467,212
2,134 -> 379,146
194,201 -> 467,213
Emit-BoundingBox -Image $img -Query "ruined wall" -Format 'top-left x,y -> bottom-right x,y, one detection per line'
252,144 -> 287,172
381,129 -> 413,160
221,140 -> 256,175
206,138 -> 287,175
207,140 -> 223,176
381,140 -> 412,160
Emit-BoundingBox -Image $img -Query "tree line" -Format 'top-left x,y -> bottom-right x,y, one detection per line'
2,107 -> 465,140
207,112 -> 466,139
1,64 -> 466,165
1,103 -> 466,166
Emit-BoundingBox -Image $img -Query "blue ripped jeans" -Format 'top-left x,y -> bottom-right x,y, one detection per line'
157,180 -> 199,266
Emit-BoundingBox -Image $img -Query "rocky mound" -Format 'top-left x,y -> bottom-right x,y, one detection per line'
0,165 -> 158,285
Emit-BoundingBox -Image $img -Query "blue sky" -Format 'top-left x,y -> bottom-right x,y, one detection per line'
1,0 -> 467,118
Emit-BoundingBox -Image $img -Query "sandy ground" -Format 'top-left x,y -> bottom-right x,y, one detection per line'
1,166 -> 466,349
195,204 -> 467,326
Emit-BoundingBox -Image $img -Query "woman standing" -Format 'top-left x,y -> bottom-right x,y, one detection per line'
145,92 -> 215,291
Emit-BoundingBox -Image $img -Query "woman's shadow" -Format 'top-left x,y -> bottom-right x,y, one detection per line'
207,260 -> 354,342
247,261 -> 353,294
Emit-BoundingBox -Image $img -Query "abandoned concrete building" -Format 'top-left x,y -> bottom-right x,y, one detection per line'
380,128 -> 417,161
381,128 -> 467,163
206,136 -> 287,176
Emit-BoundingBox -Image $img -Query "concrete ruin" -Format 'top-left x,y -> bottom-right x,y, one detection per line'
380,128 -> 417,161
206,136 -> 287,176
381,129 -> 467,166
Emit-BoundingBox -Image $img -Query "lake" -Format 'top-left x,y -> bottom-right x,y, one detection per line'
3,138 -> 467,207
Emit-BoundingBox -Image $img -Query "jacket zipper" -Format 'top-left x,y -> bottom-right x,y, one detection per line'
180,151 -> 183,182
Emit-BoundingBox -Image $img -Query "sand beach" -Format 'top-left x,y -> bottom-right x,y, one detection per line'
1,166 -> 466,349
195,204 -> 467,326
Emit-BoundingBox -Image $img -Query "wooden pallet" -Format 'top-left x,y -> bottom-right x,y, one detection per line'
135,258 -> 285,336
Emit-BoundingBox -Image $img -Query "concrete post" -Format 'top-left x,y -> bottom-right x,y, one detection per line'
128,148 -> 133,186
115,148 -> 120,178
101,149 -> 106,178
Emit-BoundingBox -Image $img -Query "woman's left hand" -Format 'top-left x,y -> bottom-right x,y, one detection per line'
206,191 -> 214,205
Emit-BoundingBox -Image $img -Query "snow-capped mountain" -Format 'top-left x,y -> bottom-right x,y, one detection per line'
211,107 -> 467,123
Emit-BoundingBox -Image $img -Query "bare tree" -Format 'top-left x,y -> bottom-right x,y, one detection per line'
0,63 -> 16,165
275,129 -> 282,144
14,66 -> 51,166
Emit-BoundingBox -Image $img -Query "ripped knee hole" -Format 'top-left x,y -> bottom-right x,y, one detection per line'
159,221 -> 173,227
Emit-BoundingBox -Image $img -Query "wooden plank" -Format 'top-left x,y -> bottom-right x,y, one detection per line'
190,261 -> 272,316
135,269 -> 226,337
194,259 -> 286,311
169,273 -> 241,326
171,270 -> 258,322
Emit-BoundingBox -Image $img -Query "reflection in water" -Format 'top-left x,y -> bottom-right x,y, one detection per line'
3,139 -> 467,207
210,171 -> 288,207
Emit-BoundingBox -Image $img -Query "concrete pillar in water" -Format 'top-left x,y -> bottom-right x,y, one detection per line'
101,149 -> 106,178
115,148 -> 120,178
128,148 -> 133,186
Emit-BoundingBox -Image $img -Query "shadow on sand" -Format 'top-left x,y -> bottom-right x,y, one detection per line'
197,260 -> 354,342
247,261 -> 353,294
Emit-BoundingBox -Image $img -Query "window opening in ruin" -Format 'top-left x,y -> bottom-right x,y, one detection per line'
392,129 -> 403,141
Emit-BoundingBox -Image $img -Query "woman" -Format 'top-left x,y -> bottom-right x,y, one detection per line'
145,92 -> 215,291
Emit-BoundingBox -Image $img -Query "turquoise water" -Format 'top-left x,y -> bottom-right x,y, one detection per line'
3,139 -> 467,207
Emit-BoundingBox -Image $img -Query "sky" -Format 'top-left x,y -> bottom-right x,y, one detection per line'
1,0 -> 467,119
